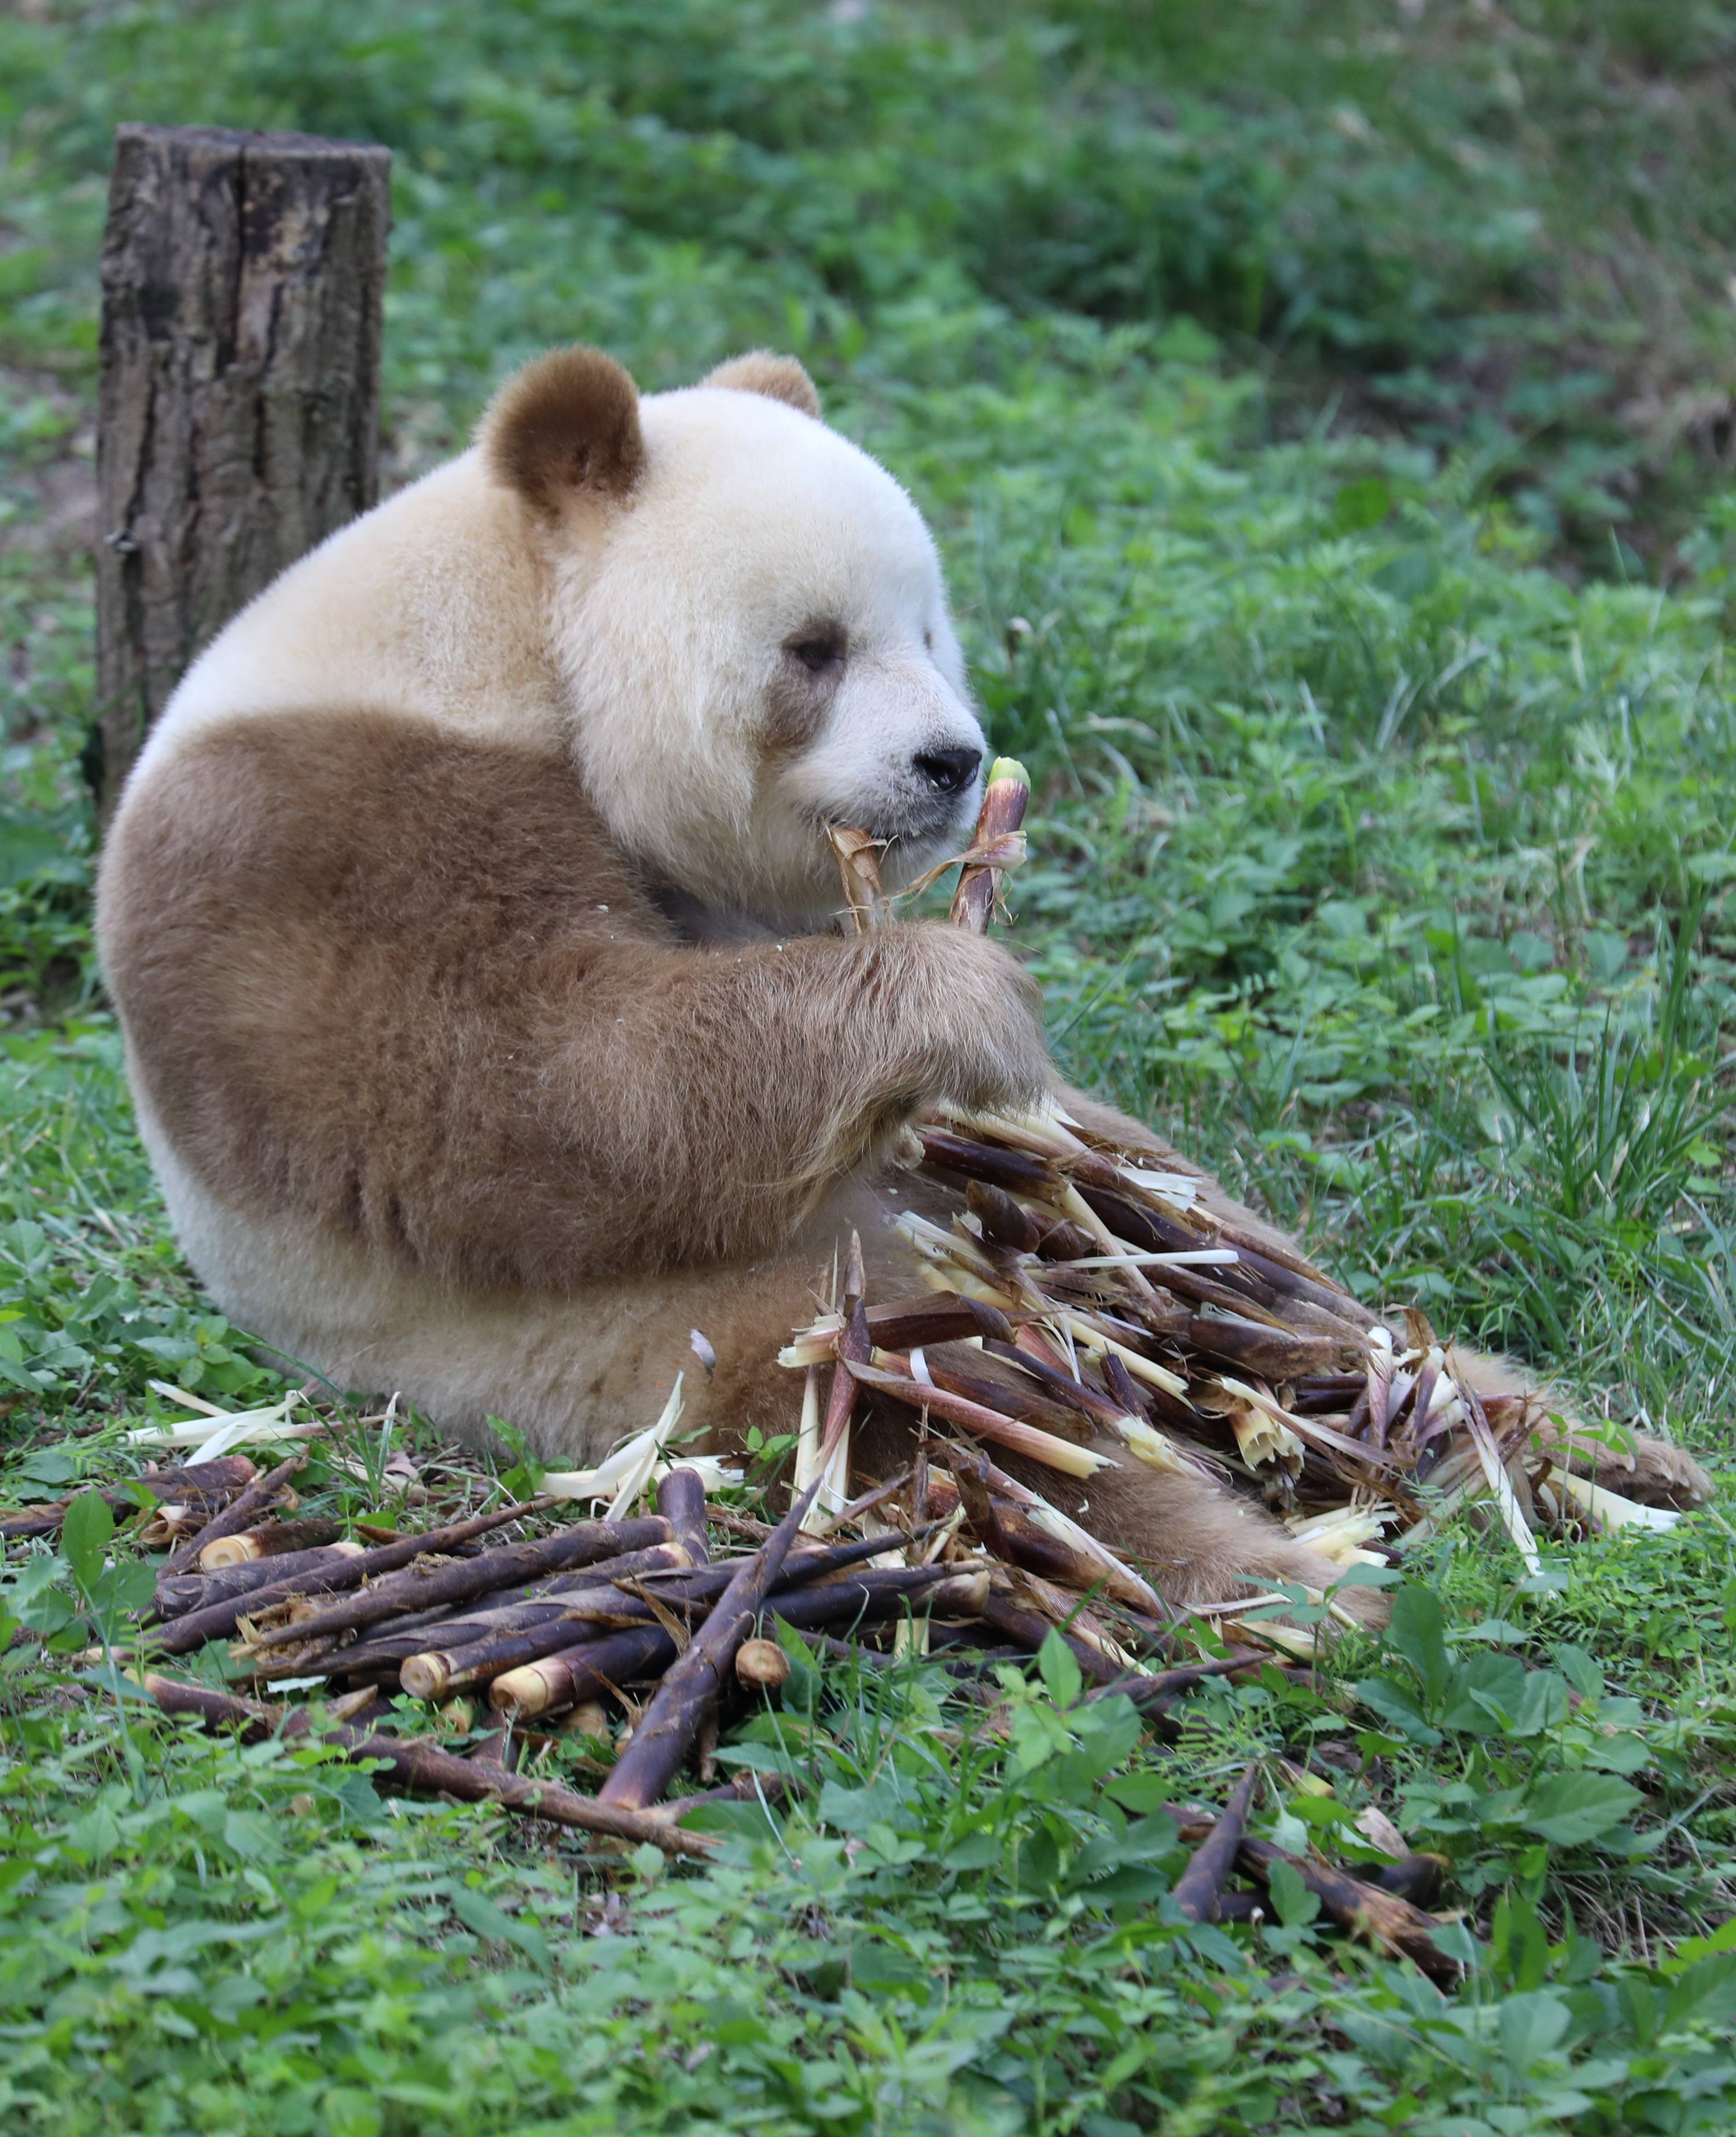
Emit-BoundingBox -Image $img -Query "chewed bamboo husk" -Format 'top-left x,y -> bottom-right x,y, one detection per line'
828,823 -> 888,932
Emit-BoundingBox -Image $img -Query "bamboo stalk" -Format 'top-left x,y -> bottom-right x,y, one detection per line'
488,1626 -> 676,1719
153,1540 -> 366,1619
983,1337 -> 1142,1437
964,1179 -> 1094,1261
484,1551 -> 961,1726
1234,1834 -> 1461,1984
245,1516 -> 672,1652
2,1455 -> 259,1542
596,1482 -> 819,1807
768,1567 -> 988,1637
660,1770 -> 795,1821
157,1452 -> 306,1580
814,1334 -> 860,1528
1053,1311 -> 1190,1400
1460,1381 -> 1543,1575
139,1673 -> 717,1858
921,1129 -> 1057,1198
401,1601 -> 679,1701
200,1515 -> 343,1569
779,1291 -> 1014,1369
827,823 -> 887,932
396,1527 -> 913,1693
1373,1853 -> 1450,1908
974,1588 -> 1123,1685
148,1496 -> 557,1655
333,1542 -> 698,1668
846,1357 -> 1112,1478
1171,1765 -> 1260,1923
949,756 -> 1029,932
915,1354 -> 1099,1444
1084,1653 -> 1271,1709
968,1459 -> 1163,1616
804,1466 -> 915,1538
656,1467 -> 711,1568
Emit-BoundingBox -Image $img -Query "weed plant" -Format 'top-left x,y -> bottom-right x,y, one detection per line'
2,4 -> 1735,2131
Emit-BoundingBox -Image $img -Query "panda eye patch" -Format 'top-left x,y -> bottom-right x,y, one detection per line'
786,627 -> 846,674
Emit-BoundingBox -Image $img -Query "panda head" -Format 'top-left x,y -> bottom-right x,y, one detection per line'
482,344 -> 987,931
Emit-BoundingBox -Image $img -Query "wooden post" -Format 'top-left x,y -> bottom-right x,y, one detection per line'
93,125 -> 391,822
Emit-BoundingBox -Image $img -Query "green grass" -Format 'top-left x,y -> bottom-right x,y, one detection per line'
3,2 -> 1736,2130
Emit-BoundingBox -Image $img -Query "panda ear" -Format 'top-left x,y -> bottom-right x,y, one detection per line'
482,345 -> 645,514
701,351 -> 822,421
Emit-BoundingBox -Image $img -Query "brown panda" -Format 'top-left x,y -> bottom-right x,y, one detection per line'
94,345 -> 1709,1619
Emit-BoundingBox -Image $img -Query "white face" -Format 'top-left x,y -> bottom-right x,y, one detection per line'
552,387 -> 988,930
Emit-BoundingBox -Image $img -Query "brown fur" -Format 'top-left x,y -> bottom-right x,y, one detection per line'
703,351 -> 823,419
482,345 -> 646,512
762,621 -> 847,753
96,711 -> 1050,1295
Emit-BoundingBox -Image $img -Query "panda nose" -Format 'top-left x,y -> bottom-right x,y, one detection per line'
914,745 -> 982,796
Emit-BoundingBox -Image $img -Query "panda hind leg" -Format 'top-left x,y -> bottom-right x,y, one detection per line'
849,1404 -> 1388,1628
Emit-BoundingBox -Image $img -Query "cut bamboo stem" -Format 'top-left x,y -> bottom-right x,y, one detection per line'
148,1496 -> 557,1655
656,1467 -> 711,1567
153,1540 -> 366,1619
1084,1652 -> 1271,1709
846,1358 -> 1112,1478
2,1455 -> 259,1542
735,1638 -> 790,1691
975,1589 -> 1123,1685
200,1515 -> 343,1569
333,1542 -> 696,1671
1171,1765 -> 1260,1923
1235,1835 -> 1461,1984
489,1626 -> 676,1720
139,1673 -> 716,1858
596,1481 -> 819,1807
482,1559 -> 959,1723
158,1451 -> 306,1580
245,1516 -> 673,1651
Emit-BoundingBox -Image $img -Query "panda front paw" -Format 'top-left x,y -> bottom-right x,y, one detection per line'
890,924 -> 1052,1117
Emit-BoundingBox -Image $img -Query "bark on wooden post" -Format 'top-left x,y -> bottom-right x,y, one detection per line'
94,124 -> 391,823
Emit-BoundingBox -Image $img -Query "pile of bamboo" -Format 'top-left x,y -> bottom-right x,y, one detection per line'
806,756 -> 1678,1595
11,1448 -> 1463,1966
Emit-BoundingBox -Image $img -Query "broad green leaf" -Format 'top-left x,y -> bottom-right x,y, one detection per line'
1385,1586 -> 1450,1708
1037,1627 -> 1083,1711
1267,1858 -> 1319,1928
60,1491 -> 113,1593
1665,1953 -> 1736,2033
1497,1990 -> 1572,2073
1353,1674 -> 1443,1747
1523,1772 -> 1643,1847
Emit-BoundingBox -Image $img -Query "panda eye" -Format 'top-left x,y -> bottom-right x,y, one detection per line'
786,628 -> 846,675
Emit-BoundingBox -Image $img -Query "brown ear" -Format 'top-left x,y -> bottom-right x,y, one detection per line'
482,345 -> 645,513
701,351 -> 822,421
